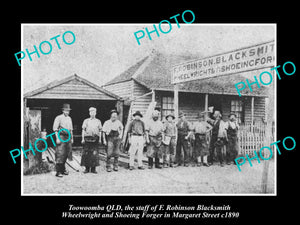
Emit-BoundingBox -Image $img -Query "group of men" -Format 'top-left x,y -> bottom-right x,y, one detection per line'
127,109 -> 239,170
52,104 -> 124,177
52,103 -> 239,177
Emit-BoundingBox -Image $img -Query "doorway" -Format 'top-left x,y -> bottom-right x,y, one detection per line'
208,94 -> 223,114
26,98 -> 117,146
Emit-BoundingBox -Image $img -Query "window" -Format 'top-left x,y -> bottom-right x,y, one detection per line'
231,100 -> 243,123
161,96 -> 174,119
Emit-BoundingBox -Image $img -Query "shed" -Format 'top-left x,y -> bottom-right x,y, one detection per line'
24,74 -> 123,146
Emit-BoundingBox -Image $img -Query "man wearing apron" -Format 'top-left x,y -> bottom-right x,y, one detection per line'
145,110 -> 165,169
176,112 -> 192,167
52,103 -> 73,177
207,110 -> 228,167
102,110 -> 124,172
193,112 -> 212,167
81,107 -> 102,173
226,113 -> 239,165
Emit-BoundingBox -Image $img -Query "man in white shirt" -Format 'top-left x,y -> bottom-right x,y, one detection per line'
81,107 -> 102,174
102,110 -> 124,172
52,103 -> 73,177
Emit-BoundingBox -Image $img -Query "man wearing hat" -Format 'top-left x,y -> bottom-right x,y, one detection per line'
102,109 -> 124,172
127,111 -> 145,170
192,112 -> 212,167
226,113 -> 239,165
52,103 -> 73,177
145,110 -> 165,169
176,112 -> 192,166
81,107 -> 102,173
207,110 -> 228,167
162,113 -> 177,168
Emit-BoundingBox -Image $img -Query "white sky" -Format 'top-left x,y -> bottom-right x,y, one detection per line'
22,24 -> 275,93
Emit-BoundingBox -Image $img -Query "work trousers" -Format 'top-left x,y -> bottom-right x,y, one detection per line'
146,135 -> 163,159
215,137 -> 227,164
226,135 -> 238,163
176,133 -> 190,165
55,135 -> 72,173
106,133 -> 121,168
129,135 -> 144,167
194,134 -> 209,157
208,135 -> 218,164
163,136 -> 176,166
81,136 -> 100,168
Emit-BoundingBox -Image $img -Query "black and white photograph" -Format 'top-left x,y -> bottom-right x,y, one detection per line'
21,24 -> 276,195
4,5 -> 299,224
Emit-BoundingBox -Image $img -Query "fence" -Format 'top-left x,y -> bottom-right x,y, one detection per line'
238,121 -> 274,157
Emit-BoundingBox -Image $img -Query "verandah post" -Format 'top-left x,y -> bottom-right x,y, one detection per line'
174,84 -> 179,122
205,93 -> 208,113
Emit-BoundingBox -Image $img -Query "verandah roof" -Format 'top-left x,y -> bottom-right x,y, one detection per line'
104,51 -> 270,97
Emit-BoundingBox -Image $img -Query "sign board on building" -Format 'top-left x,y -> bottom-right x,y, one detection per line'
171,40 -> 275,84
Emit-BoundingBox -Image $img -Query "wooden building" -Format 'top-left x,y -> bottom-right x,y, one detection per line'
24,74 -> 123,147
103,51 -> 274,157
103,52 -> 270,125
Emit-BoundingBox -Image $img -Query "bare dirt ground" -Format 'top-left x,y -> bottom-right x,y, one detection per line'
23,158 -> 275,195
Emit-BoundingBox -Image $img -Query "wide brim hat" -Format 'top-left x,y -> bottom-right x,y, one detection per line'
62,103 -> 71,110
165,113 -> 175,119
133,111 -> 143,117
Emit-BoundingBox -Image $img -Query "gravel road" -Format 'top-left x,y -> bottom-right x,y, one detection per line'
23,159 -> 275,195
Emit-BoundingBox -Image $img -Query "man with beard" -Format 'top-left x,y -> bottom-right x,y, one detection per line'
207,110 -> 228,167
145,110 -> 165,169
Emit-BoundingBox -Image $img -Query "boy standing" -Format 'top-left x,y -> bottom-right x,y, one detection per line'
162,113 -> 177,168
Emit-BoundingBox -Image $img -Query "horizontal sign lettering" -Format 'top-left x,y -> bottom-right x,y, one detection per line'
171,41 -> 275,84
